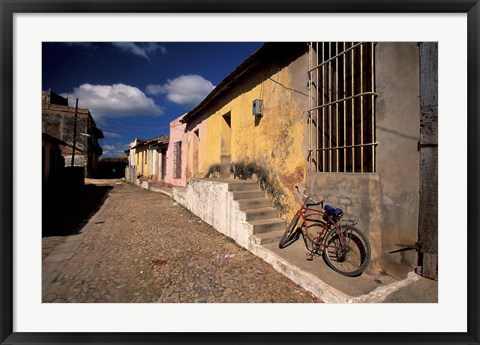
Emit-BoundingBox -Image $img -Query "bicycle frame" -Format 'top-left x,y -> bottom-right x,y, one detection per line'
297,205 -> 337,251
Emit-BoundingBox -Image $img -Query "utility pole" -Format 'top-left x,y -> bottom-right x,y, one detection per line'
71,98 -> 79,167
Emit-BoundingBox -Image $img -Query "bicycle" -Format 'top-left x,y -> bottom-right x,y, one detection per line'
278,186 -> 371,277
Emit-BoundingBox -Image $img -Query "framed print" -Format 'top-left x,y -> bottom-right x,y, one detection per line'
1,1 -> 479,344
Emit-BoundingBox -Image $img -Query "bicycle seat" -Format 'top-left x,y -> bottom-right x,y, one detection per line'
324,204 -> 343,215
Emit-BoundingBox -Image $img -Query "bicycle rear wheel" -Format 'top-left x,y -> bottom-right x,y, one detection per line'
322,225 -> 371,277
278,212 -> 300,248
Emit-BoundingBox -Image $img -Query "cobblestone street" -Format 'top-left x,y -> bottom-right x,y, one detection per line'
42,181 -> 317,303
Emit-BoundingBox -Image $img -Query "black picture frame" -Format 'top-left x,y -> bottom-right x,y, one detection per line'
1,1 -> 478,344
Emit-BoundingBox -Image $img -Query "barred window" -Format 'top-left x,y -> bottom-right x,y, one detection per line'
173,141 -> 182,179
308,42 -> 378,173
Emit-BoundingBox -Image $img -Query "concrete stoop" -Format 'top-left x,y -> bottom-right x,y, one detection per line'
136,179 -> 173,197
229,182 -> 286,245
170,178 -> 436,303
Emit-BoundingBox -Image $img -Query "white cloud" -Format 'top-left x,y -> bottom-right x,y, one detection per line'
103,131 -> 121,138
101,142 -> 129,158
62,83 -> 163,119
102,144 -> 117,151
146,75 -> 215,106
112,42 -> 166,60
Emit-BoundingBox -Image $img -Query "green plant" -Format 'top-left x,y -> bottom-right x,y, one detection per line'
232,161 -> 290,214
204,164 -> 220,178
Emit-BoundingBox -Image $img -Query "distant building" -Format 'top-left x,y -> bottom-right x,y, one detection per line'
42,90 -> 104,178
125,135 -> 169,183
98,157 -> 128,179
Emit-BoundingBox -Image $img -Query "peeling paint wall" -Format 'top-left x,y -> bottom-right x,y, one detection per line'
185,45 -> 309,220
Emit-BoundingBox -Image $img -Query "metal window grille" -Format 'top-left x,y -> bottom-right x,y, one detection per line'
173,141 -> 182,179
308,42 -> 378,173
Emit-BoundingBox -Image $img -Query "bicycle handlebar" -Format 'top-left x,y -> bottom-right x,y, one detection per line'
295,186 -> 323,206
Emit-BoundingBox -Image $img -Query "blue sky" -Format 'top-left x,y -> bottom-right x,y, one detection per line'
42,42 -> 264,157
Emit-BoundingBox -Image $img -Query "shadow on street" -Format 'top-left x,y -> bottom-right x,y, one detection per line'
42,184 -> 112,237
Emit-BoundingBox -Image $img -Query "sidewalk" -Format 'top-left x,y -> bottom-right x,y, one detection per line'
259,238 -> 437,303
142,180 -> 173,197
149,182 -> 173,197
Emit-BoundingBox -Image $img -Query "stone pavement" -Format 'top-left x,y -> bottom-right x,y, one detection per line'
42,181 -> 318,303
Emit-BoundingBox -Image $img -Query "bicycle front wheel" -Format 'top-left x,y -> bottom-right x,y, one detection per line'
322,225 -> 371,277
278,212 -> 300,248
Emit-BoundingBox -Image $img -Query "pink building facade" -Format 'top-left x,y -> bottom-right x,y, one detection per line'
164,114 -> 187,187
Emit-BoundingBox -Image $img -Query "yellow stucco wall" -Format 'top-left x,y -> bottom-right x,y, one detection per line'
135,149 -> 149,177
188,60 -> 308,219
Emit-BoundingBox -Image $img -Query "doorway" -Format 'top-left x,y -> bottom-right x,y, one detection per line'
220,112 -> 232,178
193,129 -> 200,177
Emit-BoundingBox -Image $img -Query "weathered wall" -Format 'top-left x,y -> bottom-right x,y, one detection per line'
157,149 -> 166,182
42,104 -> 103,177
172,179 -> 252,248
306,173 -> 383,274
305,43 -> 421,278
126,140 -> 138,182
375,42 -> 420,276
184,46 -> 309,220
135,148 -> 148,177
125,166 -> 136,184
63,154 -> 86,167
42,112 -> 90,154
164,115 -> 187,186
148,148 -> 155,178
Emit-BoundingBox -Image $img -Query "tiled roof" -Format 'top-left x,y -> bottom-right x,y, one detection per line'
131,135 -> 169,149
146,135 -> 169,145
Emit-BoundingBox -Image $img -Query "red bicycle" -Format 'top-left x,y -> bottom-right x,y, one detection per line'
279,186 -> 371,277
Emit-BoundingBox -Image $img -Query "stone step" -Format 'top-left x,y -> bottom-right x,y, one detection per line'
250,218 -> 286,234
243,207 -> 279,221
238,198 -> 271,210
232,190 -> 265,200
228,182 -> 259,192
252,230 -> 286,245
